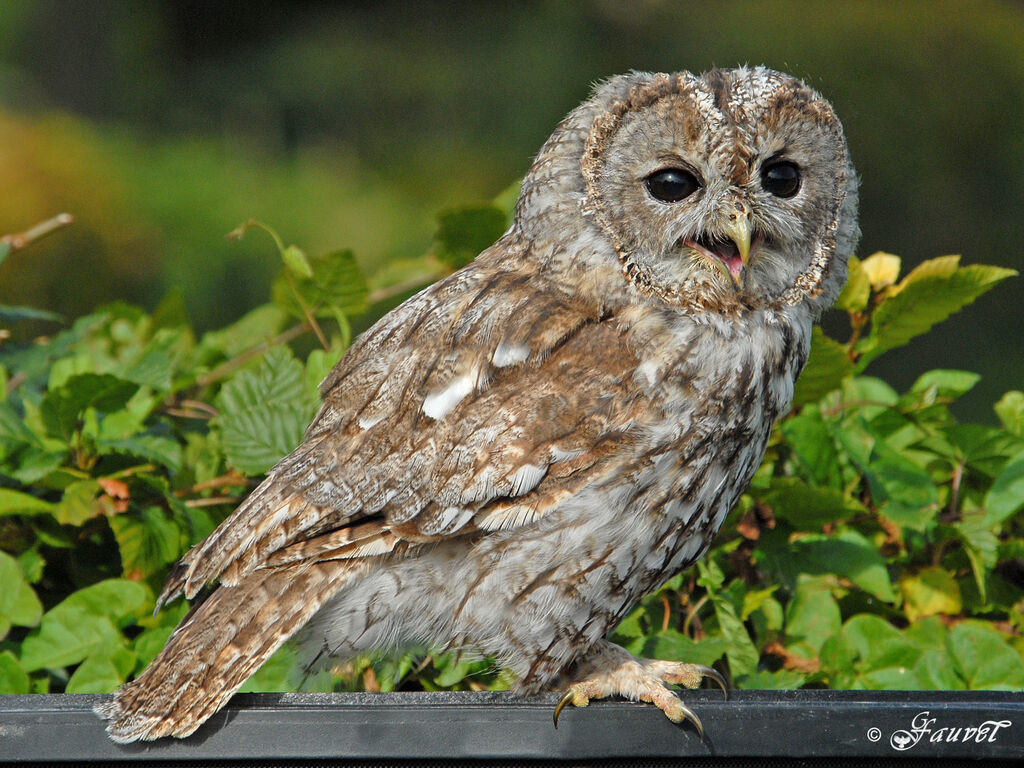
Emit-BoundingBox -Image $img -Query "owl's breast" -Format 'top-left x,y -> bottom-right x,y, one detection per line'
614,303 -> 812,574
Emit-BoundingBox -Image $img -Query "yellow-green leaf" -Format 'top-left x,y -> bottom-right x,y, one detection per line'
835,254 -> 870,312
900,566 -> 962,622
855,257 -> 1016,370
994,391 -> 1024,437
282,244 -> 314,278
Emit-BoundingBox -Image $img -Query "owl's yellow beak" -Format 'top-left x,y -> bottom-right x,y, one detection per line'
723,213 -> 753,274
683,201 -> 755,290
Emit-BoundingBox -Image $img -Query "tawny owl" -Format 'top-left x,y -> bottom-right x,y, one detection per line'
97,66 -> 858,742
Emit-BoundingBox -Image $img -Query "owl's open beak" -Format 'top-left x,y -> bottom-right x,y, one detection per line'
683,209 -> 755,291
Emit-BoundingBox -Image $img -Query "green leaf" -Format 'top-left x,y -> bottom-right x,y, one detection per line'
867,447 -> 940,531
780,407 -> 841,487
855,257 -> 1016,369
306,344 -> 346,398
737,669 -> 806,690
55,479 -> 105,526
0,651 -> 30,694
697,561 -> 758,677
834,254 -> 870,312
131,602 -> 187,672
198,303 -> 289,360
985,448 -> 1024,526
282,244 -> 314,278
952,511 -> 998,604
900,566 -> 962,622
216,346 -> 316,474
0,551 -> 43,634
792,327 -> 854,408
19,579 -> 146,671
914,649 -> 965,689
909,369 -> 981,401
994,391 -> 1024,437
793,530 -> 897,602
0,488 -> 56,517
760,478 -> 865,530
108,506 -> 183,578
949,622 -> 1024,690
785,576 -> 841,653
40,373 -> 138,439
639,630 -> 729,668
98,433 -> 184,471
433,205 -> 508,269
65,642 -> 136,693
841,614 -> 924,688
841,613 -> 905,664
272,249 -> 369,320
238,644 -> 298,692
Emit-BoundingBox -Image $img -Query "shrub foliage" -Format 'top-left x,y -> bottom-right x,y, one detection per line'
0,206 -> 1021,698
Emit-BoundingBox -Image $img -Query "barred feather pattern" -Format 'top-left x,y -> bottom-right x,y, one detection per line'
98,66 -> 857,742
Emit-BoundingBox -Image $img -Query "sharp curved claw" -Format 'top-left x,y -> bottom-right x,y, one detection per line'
676,701 -> 705,740
553,690 -> 575,729
695,664 -> 729,700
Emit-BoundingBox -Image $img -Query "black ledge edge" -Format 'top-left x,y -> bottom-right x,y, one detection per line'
1,690 -> 1022,763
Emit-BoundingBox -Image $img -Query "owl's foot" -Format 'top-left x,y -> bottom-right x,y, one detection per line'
552,641 -> 726,737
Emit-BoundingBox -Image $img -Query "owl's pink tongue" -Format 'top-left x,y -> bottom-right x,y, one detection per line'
713,241 -> 744,279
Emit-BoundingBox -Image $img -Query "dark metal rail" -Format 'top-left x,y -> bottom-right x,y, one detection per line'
1,690 -> 1021,763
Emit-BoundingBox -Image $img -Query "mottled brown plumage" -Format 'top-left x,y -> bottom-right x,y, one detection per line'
97,67 -> 858,742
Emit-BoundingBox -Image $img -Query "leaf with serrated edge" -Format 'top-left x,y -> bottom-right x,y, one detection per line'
855,257 -> 1016,370
216,346 -> 316,474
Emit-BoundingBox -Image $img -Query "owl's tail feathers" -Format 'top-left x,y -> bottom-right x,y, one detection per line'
95,559 -> 351,743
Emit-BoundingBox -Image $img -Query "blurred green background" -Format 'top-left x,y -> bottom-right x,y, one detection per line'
0,0 -> 1021,420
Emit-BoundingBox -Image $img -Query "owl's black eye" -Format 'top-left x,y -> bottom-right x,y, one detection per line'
645,168 -> 700,203
761,160 -> 800,198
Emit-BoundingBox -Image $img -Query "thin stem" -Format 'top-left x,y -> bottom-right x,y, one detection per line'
174,472 -> 250,498
183,495 -> 240,508
1,213 -> 74,253
683,594 -> 709,638
284,270 -> 329,350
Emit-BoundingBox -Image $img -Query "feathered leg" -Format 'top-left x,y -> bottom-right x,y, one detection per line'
96,559 -> 355,743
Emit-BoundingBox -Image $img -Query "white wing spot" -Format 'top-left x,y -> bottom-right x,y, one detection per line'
422,375 -> 475,420
509,463 -> 547,496
549,445 -> 583,462
422,506 -> 475,536
636,358 -> 660,387
491,342 -> 530,368
358,412 -> 385,430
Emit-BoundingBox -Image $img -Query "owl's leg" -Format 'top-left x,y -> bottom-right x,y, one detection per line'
551,640 -> 726,736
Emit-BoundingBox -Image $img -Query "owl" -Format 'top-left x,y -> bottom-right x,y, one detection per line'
97,67 -> 858,742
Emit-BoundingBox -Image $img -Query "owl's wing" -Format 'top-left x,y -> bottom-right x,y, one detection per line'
162,255 -> 647,605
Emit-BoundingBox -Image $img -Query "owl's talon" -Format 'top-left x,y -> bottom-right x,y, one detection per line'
550,642 -> 725,736
552,690 -> 575,728
673,701 -> 704,740
691,664 -> 728,698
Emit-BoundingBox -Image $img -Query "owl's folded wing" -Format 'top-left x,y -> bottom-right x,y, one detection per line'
160,258 -> 648,606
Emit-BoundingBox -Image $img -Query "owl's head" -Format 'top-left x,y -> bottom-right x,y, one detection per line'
518,67 -> 859,317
